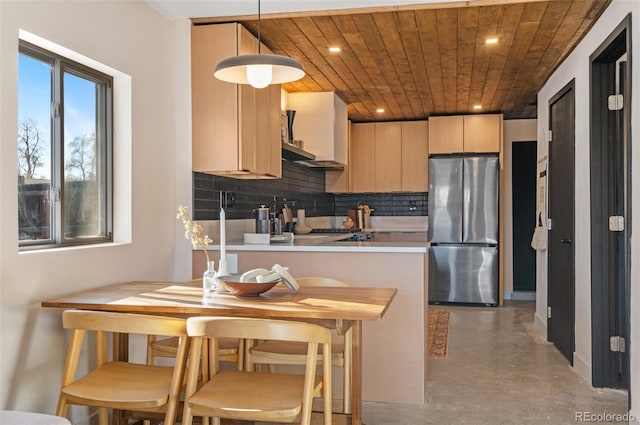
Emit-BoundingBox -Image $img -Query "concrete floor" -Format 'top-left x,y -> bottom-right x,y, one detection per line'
360,301 -> 629,425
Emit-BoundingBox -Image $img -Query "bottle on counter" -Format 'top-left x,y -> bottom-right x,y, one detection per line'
203,260 -> 216,293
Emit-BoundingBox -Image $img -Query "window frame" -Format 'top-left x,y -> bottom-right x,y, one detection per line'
18,40 -> 114,250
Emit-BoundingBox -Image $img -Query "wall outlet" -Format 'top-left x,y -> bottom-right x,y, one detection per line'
226,253 -> 238,274
221,191 -> 235,209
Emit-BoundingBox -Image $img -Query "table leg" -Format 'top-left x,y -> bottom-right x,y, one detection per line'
351,321 -> 362,425
113,332 -> 128,425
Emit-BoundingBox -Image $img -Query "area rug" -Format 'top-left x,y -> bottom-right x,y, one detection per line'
428,309 -> 450,359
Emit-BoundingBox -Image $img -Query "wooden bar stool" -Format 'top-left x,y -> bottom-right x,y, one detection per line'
55,310 -> 191,425
0,410 -> 71,425
146,281 -> 244,371
182,317 -> 333,425
248,277 -> 353,414
147,335 -> 243,370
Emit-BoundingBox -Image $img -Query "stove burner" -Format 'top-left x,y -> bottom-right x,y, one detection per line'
310,228 -> 357,233
310,228 -> 374,241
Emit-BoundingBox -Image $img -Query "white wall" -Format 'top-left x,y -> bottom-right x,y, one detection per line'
535,0 -> 639,417
503,119 -> 537,297
0,0 -> 192,419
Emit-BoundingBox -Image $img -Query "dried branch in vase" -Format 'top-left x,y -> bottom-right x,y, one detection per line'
176,205 -> 212,262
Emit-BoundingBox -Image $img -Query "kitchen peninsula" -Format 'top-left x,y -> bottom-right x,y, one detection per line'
193,236 -> 428,405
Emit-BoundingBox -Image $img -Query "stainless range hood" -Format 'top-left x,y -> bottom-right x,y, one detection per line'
295,159 -> 345,169
281,143 -> 315,161
281,143 -> 345,169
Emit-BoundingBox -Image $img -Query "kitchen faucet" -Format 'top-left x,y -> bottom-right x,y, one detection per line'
266,196 -> 297,235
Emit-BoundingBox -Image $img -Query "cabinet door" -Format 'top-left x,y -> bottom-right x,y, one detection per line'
267,84 -> 282,177
428,116 -> 463,154
326,167 -> 349,193
350,123 -> 375,193
374,122 -> 402,192
401,121 -> 429,192
238,26 -> 258,173
253,85 -> 271,175
192,24 -> 239,172
463,114 -> 501,153
249,39 -> 281,177
326,121 -> 350,193
192,23 -> 281,178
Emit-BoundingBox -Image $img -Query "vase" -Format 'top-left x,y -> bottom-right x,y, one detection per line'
286,109 -> 296,142
203,260 -> 216,293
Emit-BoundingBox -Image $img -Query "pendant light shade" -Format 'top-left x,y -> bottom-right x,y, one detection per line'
213,0 -> 305,89
214,54 -> 305,88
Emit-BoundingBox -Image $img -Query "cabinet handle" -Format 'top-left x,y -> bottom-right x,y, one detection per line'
560,238 -> 572,244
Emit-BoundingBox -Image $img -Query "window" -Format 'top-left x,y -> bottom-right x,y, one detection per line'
18,41 -> 113,248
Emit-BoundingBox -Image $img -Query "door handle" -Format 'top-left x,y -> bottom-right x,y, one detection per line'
560,238 -> 572,244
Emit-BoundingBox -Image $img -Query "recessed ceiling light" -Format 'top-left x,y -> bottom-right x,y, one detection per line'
485,38 -> 498,45
376,108 -> 385,113
473,105 -> 482,110
329,46 -> 341,53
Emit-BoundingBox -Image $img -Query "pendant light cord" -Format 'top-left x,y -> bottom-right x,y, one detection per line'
257,0 -> 261,54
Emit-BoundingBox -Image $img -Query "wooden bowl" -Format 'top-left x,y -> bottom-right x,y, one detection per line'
217,275 -> 280,297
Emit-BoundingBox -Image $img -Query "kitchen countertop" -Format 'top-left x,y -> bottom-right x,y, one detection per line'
204,233 -> 428,253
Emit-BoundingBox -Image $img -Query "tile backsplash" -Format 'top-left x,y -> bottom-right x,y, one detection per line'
334,192 -> 428,217
193,161 -> 333,220
193,161 -> 428,221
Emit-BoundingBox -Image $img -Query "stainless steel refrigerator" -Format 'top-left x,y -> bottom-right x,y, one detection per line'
428,155 -> 499,306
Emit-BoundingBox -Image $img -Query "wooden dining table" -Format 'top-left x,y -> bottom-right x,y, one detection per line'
42,280 -> 397,425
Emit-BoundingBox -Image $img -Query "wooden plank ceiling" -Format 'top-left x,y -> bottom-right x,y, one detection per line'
195,0 -> 611,122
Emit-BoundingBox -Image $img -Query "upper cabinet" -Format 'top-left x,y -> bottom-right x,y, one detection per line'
350,123 -> 375,193
286,92 -> 348,166
349,120 -> 429,193
401,121 -> 429,192
428,116 -> 463,153
191,23 -> 281,178
463,114 -> 503,153
373,122 -> 402,192
325,120 -> 352,193
428,114 -> 502,154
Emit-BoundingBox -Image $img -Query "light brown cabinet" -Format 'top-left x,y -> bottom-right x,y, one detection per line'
374,122 -> 402,192
401,121 -> 429,191
325,164 -> 349,193
325,120 -> 351,193
349,120 -> 429,193
350,123 -> 375,193
463,114 -> 502,153
427,116 -> 463,154
428,114 -> 502,154
191,23 -> 281,178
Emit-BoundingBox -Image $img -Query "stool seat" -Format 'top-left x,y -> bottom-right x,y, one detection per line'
1,410 -> 71,425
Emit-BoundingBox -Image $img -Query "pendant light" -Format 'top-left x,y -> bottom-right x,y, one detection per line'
214,0 -> 305,88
